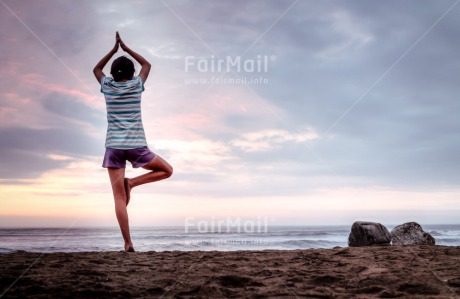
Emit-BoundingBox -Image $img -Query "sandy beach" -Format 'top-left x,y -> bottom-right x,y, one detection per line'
1,245 -> 459,298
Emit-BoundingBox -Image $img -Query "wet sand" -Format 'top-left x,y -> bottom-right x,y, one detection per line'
1,245 -> 459,298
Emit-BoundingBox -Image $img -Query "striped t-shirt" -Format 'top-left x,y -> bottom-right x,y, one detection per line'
100,76 -> 148,149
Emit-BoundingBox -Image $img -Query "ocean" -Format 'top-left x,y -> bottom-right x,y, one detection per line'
0,225 -> 459,253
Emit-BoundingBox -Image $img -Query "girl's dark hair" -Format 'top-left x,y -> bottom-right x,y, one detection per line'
111,56 -> 135,81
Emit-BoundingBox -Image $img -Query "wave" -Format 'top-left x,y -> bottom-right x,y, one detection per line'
1,226 -> 459,253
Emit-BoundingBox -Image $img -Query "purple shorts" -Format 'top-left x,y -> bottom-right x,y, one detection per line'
102,146 -> 155,169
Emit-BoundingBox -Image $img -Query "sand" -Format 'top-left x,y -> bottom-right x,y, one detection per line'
1,245 -> 459,298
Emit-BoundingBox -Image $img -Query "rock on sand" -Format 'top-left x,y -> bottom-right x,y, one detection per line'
391,222 -> 435,245
348,221 -> 392,247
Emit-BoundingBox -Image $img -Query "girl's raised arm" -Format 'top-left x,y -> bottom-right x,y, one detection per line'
93,33 -> 119,84
117,32 -> 151,84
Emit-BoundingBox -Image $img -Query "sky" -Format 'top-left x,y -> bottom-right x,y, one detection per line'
0,0 -> 459,227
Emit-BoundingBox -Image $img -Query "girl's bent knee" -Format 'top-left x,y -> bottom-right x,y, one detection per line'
166,166 -> 173,178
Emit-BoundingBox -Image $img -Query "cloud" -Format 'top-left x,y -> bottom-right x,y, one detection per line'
0,148 -> 68,179
152,138 -> 234,172
230,129 -> 319,152
40,92 -> 105,127
146,44 -> 183,60
0,127 -> 102,179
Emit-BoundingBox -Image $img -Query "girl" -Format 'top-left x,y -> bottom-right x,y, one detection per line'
93,32 -> 173,252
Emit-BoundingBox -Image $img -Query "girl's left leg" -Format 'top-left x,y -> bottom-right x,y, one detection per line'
107,167 -> 133,251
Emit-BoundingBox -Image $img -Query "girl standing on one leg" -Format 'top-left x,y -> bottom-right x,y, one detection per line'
93,32 -> 173,252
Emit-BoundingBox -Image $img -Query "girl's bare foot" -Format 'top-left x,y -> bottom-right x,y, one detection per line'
124,178 -> 131,206
125,242 -> 135,252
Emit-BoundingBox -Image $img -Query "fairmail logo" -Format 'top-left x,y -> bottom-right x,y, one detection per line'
184,55 -> 275,73
184,216 -> 269,233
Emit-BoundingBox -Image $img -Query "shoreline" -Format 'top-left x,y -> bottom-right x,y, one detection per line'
1,224 -> 459,253
1,245 -> 459,298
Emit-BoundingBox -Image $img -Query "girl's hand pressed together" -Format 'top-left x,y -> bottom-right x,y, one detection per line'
116,31 -> 128,51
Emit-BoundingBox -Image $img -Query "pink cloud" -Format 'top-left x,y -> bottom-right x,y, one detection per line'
22,73 -> 102,109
